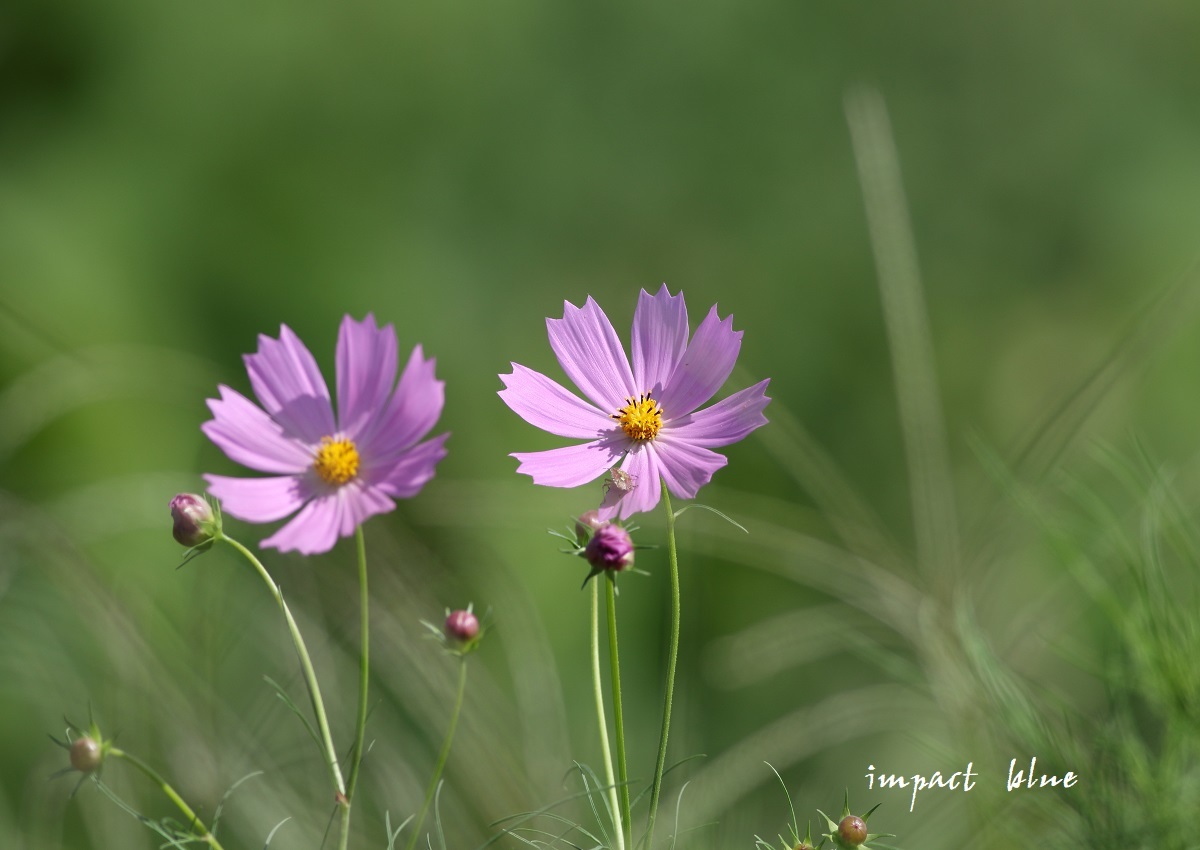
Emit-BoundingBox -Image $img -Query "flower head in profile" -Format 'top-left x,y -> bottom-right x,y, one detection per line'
499,285 -> 769,519
203,315 -> 448,555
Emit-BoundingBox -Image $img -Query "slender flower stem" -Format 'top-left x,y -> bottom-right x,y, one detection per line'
591,579 -> 625,850
108,747 -> 227,850
219,534 -> 347,799
338,525 -> 372,850
605,575 -> 633,849
645,481 -> 681,848
405,657 -> 468,850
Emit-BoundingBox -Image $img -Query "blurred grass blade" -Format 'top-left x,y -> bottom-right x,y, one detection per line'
845,85 -> 960,589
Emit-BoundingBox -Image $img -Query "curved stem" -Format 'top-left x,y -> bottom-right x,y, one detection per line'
606,576 -> 633,849
219,534 -> 347,799
405,658 -> 468,850
109,747 -> 227,850
338,525 -> 372,850
645,481 -> 681,848
592,579 -> 625,850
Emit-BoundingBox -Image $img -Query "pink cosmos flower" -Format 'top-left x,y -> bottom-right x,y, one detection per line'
203,315 -> 449,555
499,285 -> 769,519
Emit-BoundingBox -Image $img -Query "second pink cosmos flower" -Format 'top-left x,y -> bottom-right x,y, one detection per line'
203,315 -> 449,555
499,284 -> 770,519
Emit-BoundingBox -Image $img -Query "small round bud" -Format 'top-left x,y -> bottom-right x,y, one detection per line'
584,523 -> 634,572
575,510 -> 604,543
170,494 -> 216,547
70,736 -> 103,773
444,609 -> 480,643
838,815 -> 867,847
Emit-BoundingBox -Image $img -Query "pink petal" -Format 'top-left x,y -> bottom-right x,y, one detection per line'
598,444 -> 663,520
631,284 -> 689,397
261,494 -> 343,554
369,432 -> 450,499
359,345 -> 444,462
202,386 -> 314,474
336,314 -> 399,440
335,480 -> 398,535
666,379 -> 770,447
204,474 -> 312,523
244,325 -> 336,444
653,436 -> 729,500
547,297 -> 637,413
498,364 -> 614,439
657,304 -> 743,418
511,437 -> 626,488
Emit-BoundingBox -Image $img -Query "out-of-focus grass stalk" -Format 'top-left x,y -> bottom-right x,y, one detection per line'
107,747 -> 227,850
219,534 -> 347,799
405,657 -> 468,850
645,481 -> 682,848
339,525 -> 372,850
591,578 -> 625,850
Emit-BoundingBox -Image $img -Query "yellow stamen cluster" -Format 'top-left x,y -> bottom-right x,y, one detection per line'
312,436 -> 360,486
612,393 -> 663,442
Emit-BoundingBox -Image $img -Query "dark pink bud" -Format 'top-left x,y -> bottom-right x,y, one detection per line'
170,494 -> 216,547
444,609 -> 480,643
584,524 -> 634,572
838,815 -> 867,847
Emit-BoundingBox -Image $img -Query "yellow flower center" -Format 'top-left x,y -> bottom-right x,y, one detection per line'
312,436 -> 360,486
612,393 -> 662,442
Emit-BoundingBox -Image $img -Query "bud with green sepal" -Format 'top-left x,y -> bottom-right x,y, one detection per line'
816,791 -> 899,850
422,603 -> 488,656
169,493 -> 221,564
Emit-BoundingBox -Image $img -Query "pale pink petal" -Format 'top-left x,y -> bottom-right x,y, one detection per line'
657,305 -> 743,418
202,386 -> 313,474
369,433 -> 450,499
359,345 -> 444,461
336,481 -> 397,535
598,444 -> 663,520
547,297 -> 637,413
204,474 -> 312,523
631,284 -> 689,397
498,364 -> 614,439
511,437 -> 626,488
244,325 -> 336,443
666,380 -> 771,447
261,494 -> 343,554
336,314 -> 399,440
653,436 -> 729,500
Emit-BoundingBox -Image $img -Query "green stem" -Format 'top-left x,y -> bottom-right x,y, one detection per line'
338,525 -> 372,850
591,579 -> 625,850
606,575 -> 633,849
219,534 -> 346,798
109,747 -> 227,850
645,481 -> 681,848
405,658 -> 468,850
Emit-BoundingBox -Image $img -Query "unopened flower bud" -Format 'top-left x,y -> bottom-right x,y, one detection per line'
70,736 -> 103,773
575,510 -> 604,544
838,815 -> 867,847
445,609 -> 480,643
584,523 -> 634,572
170,494 -> 216,548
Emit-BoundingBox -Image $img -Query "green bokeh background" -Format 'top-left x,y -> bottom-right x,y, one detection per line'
3,1 -> 1200,848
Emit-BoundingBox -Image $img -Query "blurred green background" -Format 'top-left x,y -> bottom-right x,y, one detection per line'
4,0 -> 1200,847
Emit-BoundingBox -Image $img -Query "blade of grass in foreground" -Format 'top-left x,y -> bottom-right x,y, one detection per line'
845,85 -> 960,593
